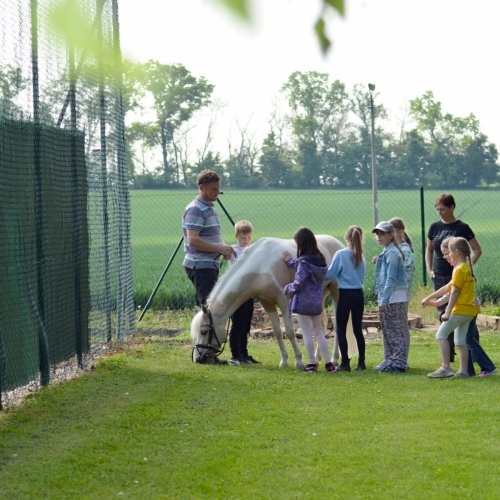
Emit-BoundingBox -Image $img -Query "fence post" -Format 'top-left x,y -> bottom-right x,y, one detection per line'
420,186 -> 427,287
138,236 -> 184,322
217,196 -> 235,227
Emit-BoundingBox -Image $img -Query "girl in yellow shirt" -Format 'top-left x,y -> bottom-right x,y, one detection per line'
422,237 -> 476,378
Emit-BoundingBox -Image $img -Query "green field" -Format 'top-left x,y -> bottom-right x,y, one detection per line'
130,189 -> 500,309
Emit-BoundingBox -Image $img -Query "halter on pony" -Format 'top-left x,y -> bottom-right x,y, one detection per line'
192,309 -> 231,363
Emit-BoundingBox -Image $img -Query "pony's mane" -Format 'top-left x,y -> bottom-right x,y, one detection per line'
190,309 -> 203,340
207,238 -> 273,305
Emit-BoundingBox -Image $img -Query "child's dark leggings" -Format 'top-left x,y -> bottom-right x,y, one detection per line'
335,288 -> 365,364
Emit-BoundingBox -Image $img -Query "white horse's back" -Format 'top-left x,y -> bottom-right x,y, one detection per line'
212,235 -> 344,295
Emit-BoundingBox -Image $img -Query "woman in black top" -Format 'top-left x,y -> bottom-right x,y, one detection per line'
425,193 -> 482,360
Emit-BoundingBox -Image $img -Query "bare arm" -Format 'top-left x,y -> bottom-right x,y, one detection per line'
469,237 -> 482,265
421,283 -> 451,307
186,229 -> 234,259
441,285 -> 460,321
425,238 -> 435,279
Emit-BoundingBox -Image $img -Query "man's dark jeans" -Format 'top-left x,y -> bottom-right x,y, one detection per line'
185,267 -> 219,307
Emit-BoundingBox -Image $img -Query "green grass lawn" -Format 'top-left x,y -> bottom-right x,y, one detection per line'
129,189 -> 500,309
1,327 -> 500,499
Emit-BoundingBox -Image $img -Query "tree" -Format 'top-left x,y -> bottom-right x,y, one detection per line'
409,91 -> 499,188
138,61 -> 214,185
409,91 -> 444,143
390,130 -> 430,188
459,134 -> 499,187
224,119 -> 261,188
192,151 -> 224,187
347,84 -> 389,187
173,100 -> 226,186
0,64 -> 27,119
333,134 -> 364,188
281,71 -> 350,187
126,121 -> 160,177
259,131 -> 292,188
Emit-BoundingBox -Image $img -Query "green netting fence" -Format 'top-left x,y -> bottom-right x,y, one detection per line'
0,0 -> 134,409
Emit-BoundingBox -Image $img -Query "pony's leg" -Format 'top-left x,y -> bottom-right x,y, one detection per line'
266,311 -> 290,368
280,312 -> 305,370
332,331 -> 340,365
330,305 -> 341,365
326,285 -> 341,366
330,309 -> 357,365
346,315 -> 359,359
314,309 -> 327,363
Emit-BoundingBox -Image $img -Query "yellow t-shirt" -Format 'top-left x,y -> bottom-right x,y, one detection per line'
449,263 -> 476,316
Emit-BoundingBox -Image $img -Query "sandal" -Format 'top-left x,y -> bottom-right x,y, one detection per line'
325,362 -> 336,373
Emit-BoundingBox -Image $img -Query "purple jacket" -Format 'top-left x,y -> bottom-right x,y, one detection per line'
284,256 -> 327,315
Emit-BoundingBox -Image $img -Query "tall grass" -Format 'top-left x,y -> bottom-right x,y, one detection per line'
129,189 -> 500,309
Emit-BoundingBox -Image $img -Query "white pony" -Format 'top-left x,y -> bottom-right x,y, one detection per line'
190,235 -> 356,369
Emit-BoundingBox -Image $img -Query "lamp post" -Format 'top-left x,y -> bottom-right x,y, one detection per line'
368,83 -> 378,227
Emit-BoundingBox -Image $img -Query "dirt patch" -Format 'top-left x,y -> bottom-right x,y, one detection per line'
251,308 -> 434,342
133,328 -> 183,338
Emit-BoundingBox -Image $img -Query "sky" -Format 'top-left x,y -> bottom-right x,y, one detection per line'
117,0 -> 500,153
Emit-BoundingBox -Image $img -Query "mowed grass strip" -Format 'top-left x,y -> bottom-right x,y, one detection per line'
1,329 -> 500,498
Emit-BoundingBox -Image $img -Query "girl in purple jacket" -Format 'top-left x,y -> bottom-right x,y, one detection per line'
282,227 -> 335,373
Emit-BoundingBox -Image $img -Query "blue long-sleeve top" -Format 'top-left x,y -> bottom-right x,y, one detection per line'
324,248 -> 365,289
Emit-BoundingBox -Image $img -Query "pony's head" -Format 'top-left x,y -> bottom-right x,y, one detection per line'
190,304 -> 227,364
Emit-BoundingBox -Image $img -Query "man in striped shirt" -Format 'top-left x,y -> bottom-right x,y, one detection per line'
182,169 -> 234,328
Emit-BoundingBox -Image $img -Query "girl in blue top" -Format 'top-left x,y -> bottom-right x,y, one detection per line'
389,217 -> 415,368
373,221 -> 409,373
325,226 -> 366,371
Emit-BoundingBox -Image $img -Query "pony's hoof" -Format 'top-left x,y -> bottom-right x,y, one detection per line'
279,361 -> 288,368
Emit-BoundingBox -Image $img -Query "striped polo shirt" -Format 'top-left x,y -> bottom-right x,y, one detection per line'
182,195 -> 222,269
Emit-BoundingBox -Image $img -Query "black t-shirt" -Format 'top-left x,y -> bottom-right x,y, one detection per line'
427,220 -> 475,277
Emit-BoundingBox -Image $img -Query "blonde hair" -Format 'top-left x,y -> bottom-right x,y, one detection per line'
449,237 -> 476,280
345,225 -> 364,268
234,220 -> 253,234
388,217 -> 413,252
440,236 -> 454,250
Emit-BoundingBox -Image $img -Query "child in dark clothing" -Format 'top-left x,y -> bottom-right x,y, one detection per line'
229,220 -> 260,365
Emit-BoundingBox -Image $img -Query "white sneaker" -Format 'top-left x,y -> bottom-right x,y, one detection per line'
428,366 -> 454,378
373,360 -> 388,371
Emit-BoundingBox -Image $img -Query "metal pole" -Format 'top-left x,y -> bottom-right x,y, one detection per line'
138,236 -> 184,322
420,186 -> 427,287
31,0 -> 50,387
216,196 -> 235,227
369,83 -> 378,227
